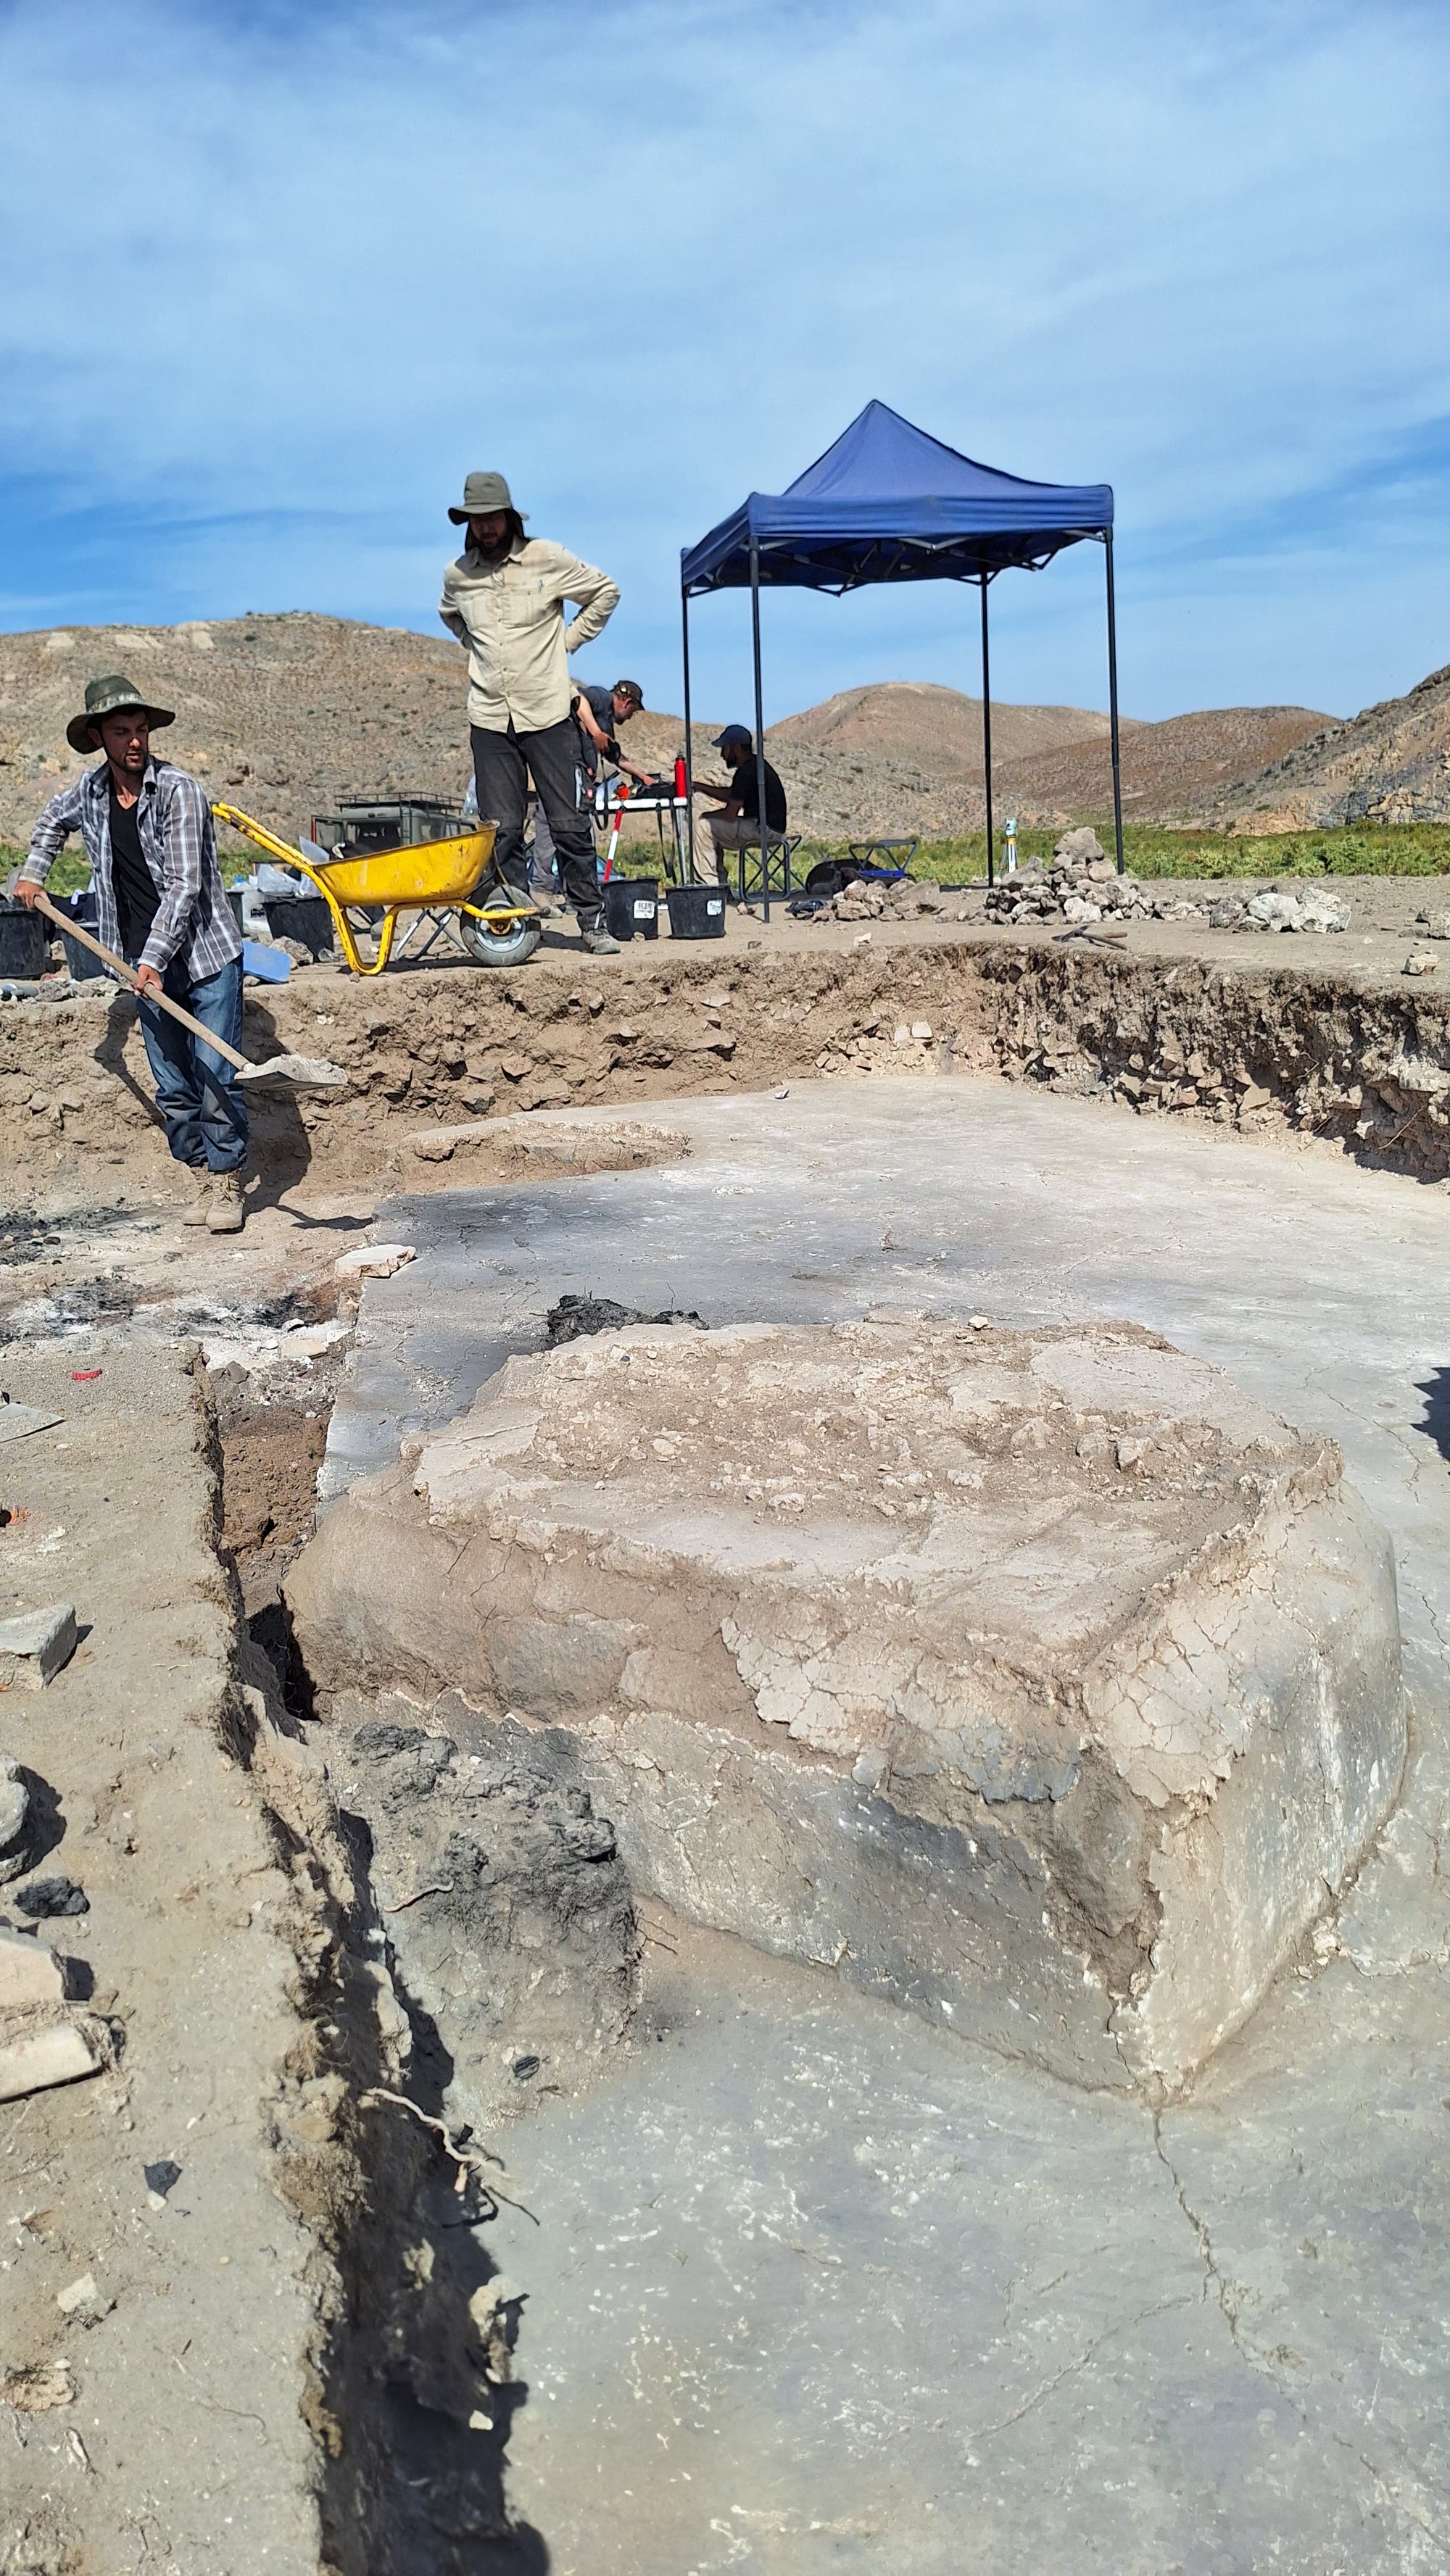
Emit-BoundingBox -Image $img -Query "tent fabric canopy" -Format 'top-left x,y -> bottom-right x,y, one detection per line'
680,399 -> 1114,596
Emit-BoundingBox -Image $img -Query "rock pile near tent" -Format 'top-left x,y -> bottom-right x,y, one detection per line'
982,829 -> 1207,927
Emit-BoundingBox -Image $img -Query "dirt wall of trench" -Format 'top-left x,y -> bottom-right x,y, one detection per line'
3,936 -> 1449,1203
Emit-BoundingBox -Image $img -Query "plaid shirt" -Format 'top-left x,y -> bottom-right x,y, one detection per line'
21,758 -> 241,981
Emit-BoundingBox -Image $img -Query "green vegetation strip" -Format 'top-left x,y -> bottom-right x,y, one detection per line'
816,823 -> 1450,884
7,820 -> 1450,905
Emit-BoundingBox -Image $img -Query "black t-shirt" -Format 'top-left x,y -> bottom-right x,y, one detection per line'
732,755 -> 787,832
108,782 -> 160,956
573,684 -> 619,779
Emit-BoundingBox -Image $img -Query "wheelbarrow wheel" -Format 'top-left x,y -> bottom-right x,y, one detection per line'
455,906 -> 542,968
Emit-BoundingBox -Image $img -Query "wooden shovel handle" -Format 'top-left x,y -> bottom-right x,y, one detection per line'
28,891 -> 253,1076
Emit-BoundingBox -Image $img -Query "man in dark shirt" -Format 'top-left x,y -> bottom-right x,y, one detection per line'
573,679 -> 650,789
529,678 -> 652,898
692,725 -> 788,885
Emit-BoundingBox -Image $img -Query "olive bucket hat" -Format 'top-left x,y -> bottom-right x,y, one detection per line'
448,470 -> 527,526
66,673 -> 175,755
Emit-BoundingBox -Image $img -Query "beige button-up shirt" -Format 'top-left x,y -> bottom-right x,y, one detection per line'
439,536 -> 621,735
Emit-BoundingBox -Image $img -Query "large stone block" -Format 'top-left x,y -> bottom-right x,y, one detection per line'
288,1320 -> 1405,2090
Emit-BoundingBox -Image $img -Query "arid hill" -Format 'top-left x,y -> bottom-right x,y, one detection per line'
1207,664 -> 1450,828
0,609 -> 1383,851
0,612 -> 475,849
995,705 -> 1336,825
768,680 -> 1127,775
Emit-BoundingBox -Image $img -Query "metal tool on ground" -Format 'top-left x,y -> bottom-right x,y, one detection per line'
28,894 -> 347,1094
213,802 -> 539,974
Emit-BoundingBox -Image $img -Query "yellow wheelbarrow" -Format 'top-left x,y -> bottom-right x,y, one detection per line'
212,802 -> 543,976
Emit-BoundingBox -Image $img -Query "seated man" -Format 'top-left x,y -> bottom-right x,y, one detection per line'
692,725 -> 788,887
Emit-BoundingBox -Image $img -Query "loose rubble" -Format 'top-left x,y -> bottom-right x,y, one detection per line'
0,1599 -> 77,1688
823,876 -> 953,923
981,827 -> 1351,935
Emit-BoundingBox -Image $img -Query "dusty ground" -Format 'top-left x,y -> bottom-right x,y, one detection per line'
0,899 -> 1447,2571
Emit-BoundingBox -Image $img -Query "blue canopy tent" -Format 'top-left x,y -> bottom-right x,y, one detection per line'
679,400 -> 1121,896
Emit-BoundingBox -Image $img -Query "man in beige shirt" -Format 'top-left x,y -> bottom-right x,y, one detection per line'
439,470 -> 622,952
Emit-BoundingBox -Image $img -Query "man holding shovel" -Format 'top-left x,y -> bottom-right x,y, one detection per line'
16,675 -> 250,1231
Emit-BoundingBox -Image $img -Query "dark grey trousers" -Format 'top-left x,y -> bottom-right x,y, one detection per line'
471,718 -> 600,922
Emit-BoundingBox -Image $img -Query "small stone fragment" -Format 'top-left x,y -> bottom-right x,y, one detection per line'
0,2021 -> 101,2102
0,1926 -> 65,2008
0,1601 -> 78,1690
0,1755 -> 30,1879
1403,948 -> 1436,977
334,1243 -> 417,1280
143,2158 -> 183,2202
56,2272 -> 114,2325
16,1875 -> 88,1919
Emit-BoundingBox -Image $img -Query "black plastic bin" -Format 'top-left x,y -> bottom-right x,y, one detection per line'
261,893 -> 335,960
602,876 -> 660,942
0,898 -> 49,981
45,893 -> 107,981
666,884 -> 726,940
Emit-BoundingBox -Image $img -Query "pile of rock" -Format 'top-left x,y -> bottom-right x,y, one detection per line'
824,876 -> 953,923
1209,886 -> 1351,934
982,829 -> 1205,928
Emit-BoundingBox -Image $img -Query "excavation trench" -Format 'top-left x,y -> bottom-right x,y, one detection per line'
218,1376 -> 634,2574
5,931 -> 1450,1205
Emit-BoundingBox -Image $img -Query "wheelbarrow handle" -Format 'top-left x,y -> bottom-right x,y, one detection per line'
28,892 -> 254,1076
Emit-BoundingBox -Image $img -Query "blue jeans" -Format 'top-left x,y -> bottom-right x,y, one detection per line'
133,955 -> 249,1174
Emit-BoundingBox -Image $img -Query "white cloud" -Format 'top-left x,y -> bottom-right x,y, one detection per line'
1,0 -> 1446,718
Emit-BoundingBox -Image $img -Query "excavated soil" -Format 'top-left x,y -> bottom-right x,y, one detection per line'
4,909 -> 1449,1206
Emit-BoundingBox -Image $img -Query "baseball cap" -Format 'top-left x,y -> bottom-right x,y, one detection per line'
712,725 -> 753,750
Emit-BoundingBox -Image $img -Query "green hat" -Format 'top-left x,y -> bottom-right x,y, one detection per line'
448,470 -> 527,526
67,673 -> 175,755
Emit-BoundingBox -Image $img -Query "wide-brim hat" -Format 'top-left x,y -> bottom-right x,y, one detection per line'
67,673 -> 175,755
448,469 -> 527,526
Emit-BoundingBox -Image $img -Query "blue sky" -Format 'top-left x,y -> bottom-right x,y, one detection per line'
3,0 -> 1447,724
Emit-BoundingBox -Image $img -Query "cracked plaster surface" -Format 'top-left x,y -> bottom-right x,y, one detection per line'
326,1075 -> 1450,2567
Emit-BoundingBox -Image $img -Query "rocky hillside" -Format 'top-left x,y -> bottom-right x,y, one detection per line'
0,608 -> 1385,851
768,680 -> 1124,773
1209,664 -> 1450,828
995,705 -> 1335,825
0,612 -> 475,849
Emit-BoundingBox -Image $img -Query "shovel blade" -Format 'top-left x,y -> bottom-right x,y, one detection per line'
234,1053 -> 348,1096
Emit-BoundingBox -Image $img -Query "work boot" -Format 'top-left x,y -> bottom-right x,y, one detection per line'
580,918 -> 621,957
181,1166 -> 212,1226
207,1170 -> 246,1234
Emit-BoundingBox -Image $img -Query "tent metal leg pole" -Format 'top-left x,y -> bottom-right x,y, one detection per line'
1105,531 -> 1124,875
681,585 -> 695,886
750,539 -> 771,921
980,576 -> 995,889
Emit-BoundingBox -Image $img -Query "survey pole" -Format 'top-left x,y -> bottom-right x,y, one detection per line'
1105,530 -> 1125,874
750,536 -> 771,920
980,576 -> 995,889
681,581 -> 695,885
